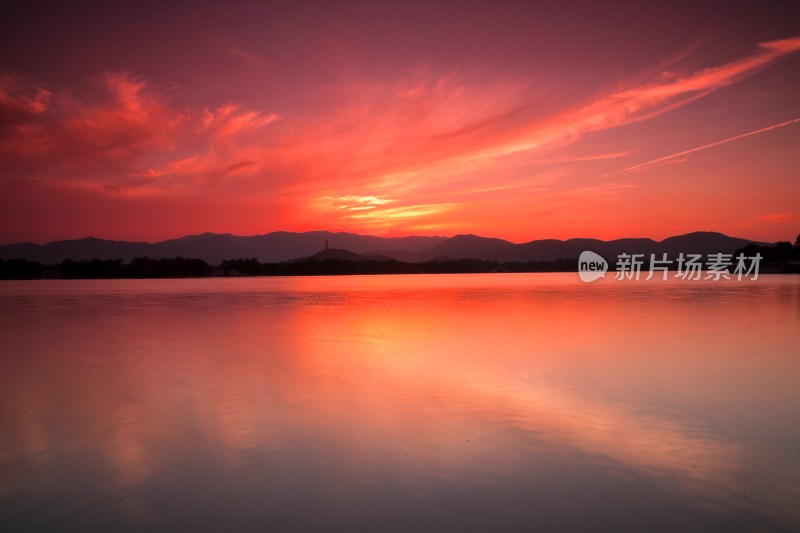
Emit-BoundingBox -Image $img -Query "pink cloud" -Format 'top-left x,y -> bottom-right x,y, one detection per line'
1,35 -> 799,241
6,36 -> 799,197
490,36 -> 800,159
754,213 -> 794,224
0,74 -> 51,116
0,72 -> 186,179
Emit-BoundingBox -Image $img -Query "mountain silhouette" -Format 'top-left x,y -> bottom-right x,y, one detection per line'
0,230 -> 767,264
417,234 -> 514,260
0,231 -> 445,264
478,232 -> 762,262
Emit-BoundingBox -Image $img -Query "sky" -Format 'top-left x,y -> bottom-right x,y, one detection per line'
1,1 -> 799,244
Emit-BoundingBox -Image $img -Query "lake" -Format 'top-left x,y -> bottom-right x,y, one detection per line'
0,274 -> 798,532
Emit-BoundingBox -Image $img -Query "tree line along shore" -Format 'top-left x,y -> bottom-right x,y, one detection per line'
1,239 -> 799,279
0,256 -> 576,279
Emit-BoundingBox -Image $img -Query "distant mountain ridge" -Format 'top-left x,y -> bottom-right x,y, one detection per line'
0,231 -> 768,264
0,231 -> 446,264
475,232 -> 763,262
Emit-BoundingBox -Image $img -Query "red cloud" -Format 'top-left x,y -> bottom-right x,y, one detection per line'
0,74 -> 51,116
1,35 -> 798,241
0,72 -> 186,182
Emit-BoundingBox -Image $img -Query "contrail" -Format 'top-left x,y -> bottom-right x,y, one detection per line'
619,117 -> 800,173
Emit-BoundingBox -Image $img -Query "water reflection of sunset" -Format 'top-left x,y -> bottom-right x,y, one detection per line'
1,275 -> 798,531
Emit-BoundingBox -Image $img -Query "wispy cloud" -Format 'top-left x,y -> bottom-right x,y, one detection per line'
345,203 -> 458,221
6,36 -> 799,196
325,195 -> 398,211
224,46 -> 270,68
2,35 -> 799,239
0,72 -> 283,194
0,74 -> 51,116
480,36 -> 800,160
616,117 -> 800,174
754,212 -> 795,224
315,195 -> 457,227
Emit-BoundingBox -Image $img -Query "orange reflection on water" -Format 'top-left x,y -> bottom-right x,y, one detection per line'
0,275 -> 798,530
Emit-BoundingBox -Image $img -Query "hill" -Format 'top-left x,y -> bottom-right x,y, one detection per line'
0,230 -> 768,264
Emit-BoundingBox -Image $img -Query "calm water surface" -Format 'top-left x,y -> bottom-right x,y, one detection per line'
0,274 -> 798,532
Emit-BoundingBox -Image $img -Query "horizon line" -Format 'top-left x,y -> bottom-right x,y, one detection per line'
0,229 -> 783,248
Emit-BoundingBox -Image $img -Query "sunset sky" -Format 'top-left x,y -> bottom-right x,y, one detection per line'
1,1 -> 798,244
